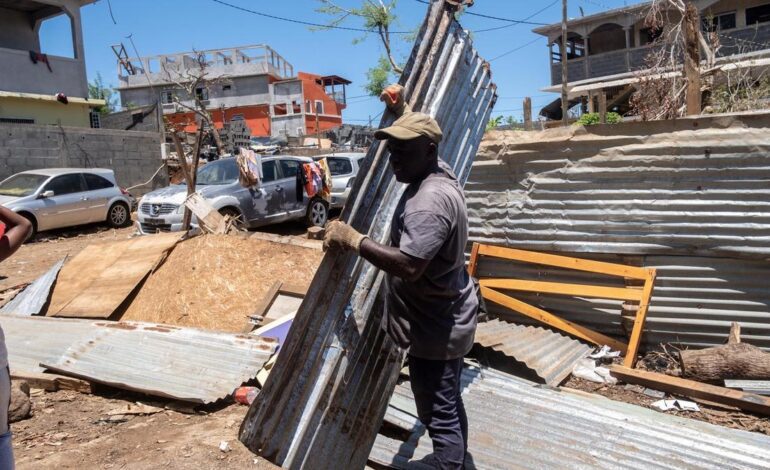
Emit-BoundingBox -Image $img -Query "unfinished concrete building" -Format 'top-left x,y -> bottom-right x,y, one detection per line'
533,0 -> 770,119
0,0 -> 104,127
115,45 -> 350,139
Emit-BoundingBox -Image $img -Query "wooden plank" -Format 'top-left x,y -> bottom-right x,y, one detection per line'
280,283 -> 310,297
467,242 -> 480,278
477,244 -> 649,279
481,286 -> 628,352
622,270 -> 656,368
11,371 -> 92,393
185,193 -> 227,234
598,92 -> 607,124
252,280 -> 282,323
48,232 -> 183,318
610,365 -> 770,417
480,278 -> 643,301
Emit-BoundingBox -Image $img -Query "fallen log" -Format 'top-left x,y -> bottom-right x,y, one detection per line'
679,323 -> 770,382
609,365 -> 770,417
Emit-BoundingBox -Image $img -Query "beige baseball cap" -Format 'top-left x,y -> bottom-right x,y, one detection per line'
374,112 -> 443,144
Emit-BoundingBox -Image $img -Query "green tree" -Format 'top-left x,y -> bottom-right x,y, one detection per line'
88,73 -> 117,114
486,115 -> 503,132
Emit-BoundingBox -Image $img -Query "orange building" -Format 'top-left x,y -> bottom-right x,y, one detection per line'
116,45 -> 350,138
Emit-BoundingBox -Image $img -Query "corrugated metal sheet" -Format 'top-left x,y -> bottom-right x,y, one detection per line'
474,318 -> 591,385
371,366 -> 770,469
467,113 -> 770,350
0,258 -> 65,316
0,316 -> 277,403
239,1 -> 496,468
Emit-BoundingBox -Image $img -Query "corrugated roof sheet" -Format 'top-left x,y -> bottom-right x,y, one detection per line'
474,319 -> 591,385
1,316 -> 276,403
467,113 -> 770,350
371,366 -> 770,469
0,258 -> 65,316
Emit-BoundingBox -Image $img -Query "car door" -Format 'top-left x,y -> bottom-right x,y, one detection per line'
82,173 -> 116,223
278,158 -> 304,214
249,160 -> 287,224
38,173 -> 89,230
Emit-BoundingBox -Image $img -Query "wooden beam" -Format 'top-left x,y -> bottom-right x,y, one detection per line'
467,242 -> 480,278
609,365 -> 770,417
523,97 -> 532,130
481,286 -> 628,352
598,92 -> 607,124
480,278 -> 643,301
684,2 -> 702,116
12,371 -> 92,394
252,281 -> 282,323
477,244 -> 650,279
623,270 -> 656,368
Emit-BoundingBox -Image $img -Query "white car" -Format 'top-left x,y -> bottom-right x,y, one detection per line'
0,168 -> 134,237
314,153 -> 366,209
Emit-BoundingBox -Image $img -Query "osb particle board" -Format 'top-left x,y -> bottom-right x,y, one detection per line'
48,232 -> 184,319
119,234 -> 323,333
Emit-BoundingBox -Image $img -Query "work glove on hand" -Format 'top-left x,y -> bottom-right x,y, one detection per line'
323,220 -> 367,253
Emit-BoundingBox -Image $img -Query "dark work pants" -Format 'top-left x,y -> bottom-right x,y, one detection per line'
408,355 -> 468,470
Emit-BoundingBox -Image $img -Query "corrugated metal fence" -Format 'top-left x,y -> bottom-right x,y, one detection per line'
466,113 -> 770,350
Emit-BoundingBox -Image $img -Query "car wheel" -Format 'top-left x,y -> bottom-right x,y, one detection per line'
306,198 -> 329,227
19,212 -> 37,241
107,202 -> 130,228
219,207 -> 246,231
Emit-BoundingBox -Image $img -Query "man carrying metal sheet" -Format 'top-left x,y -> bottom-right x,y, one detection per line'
324,107 -> 478,469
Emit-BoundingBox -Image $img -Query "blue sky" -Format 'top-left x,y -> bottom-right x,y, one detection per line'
42,0 -> 637,124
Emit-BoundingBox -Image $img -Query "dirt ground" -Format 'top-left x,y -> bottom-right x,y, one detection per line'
11,389 -> 278,470
563,351 -> 770,436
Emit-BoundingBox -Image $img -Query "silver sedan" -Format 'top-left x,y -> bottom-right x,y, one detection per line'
0,168 -> 134,237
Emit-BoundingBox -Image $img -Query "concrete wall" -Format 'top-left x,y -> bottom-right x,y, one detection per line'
0,123 -> 166,196
100,104 -> 161,133
0,97 -> 91,127
0,8 -> 40,51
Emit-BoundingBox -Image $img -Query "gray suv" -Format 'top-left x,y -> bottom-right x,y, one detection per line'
137,155 -> 329,234
0,168 -> 133,237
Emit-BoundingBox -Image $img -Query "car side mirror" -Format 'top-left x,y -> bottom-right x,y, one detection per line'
39,190 -> 54,199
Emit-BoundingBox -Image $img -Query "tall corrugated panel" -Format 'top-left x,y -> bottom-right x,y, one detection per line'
239,1 -> 497,468
466,113 -> 770,350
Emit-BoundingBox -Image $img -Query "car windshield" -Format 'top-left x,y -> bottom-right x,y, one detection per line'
0,173 -> 48,197
194,159 -> 239,186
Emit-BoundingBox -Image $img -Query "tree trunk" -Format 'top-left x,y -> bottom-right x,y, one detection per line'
680,323 -> 770,382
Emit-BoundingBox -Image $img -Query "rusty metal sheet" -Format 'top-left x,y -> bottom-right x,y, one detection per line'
0,316 -> 276,403
372,366 -> 770,469
474,319 -> 591,385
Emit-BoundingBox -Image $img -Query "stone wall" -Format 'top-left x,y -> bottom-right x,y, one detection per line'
0,123 -> 166,196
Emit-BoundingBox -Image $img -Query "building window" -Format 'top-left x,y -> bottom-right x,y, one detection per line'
131,113 -> 144,125
161,90 -> 175,104
747,5 -> 770,25
222,84 -> 232,92
231,114 -> 244,121
195,87 -> 209,101
640,27 -> 663,45
286,102 -> 294,115
0,118 -> 34,124
305,100 -> 312,113
297,127 -> 304,136
703,12 -> 736,32
90,111 -> 101,129
315,100 -> 324,114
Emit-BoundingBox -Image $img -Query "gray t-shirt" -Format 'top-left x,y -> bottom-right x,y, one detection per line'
383,160 -> 478,360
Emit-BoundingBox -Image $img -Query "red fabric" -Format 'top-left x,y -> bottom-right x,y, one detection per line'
0,222 -> 5,238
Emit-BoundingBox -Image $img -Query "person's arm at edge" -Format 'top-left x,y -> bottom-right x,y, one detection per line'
359,238 -> 429,282
0,206 -> 32,263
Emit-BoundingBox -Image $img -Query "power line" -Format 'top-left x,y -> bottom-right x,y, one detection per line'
211,0 -> 413,34
413,0 -> 548,26
489,36 -> 544,62
473,0 -> 561,33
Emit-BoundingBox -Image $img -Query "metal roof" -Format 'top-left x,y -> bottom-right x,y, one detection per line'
1,316 -> 277,403
474,318 -> 591,385
371,366 -> 770,469
239,1 -> 497,467
0,258 -> 64,316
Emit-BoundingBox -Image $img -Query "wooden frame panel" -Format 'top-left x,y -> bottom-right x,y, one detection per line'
470,242 -> 656,368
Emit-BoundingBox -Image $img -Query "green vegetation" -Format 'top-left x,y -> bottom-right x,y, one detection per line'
575,112 -> 622,126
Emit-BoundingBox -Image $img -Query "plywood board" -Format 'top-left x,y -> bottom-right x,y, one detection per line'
48,232 -> 183,318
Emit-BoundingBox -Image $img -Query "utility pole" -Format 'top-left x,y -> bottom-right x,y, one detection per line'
684,1 -> 702,116
561,0 -> 569,126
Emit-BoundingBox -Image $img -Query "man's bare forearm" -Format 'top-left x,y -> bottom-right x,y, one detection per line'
0,206 -> 32,262
359,238 -> 428,282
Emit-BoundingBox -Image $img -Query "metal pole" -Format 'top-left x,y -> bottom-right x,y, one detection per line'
561,0 -> 569,125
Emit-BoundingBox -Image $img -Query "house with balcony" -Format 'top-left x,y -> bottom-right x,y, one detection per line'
0,0 -> 104,127
116,45 -> 350,139
533,0 -> 770,119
